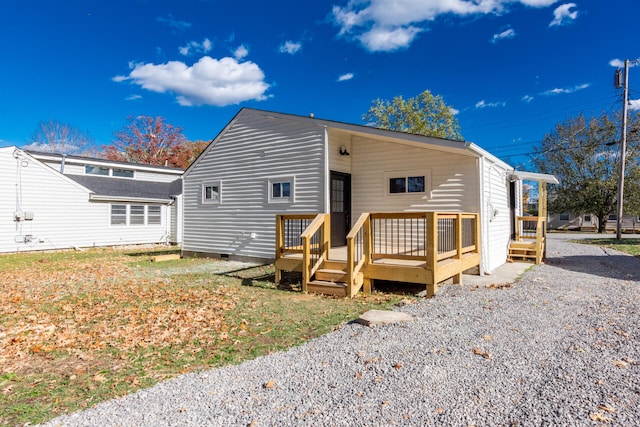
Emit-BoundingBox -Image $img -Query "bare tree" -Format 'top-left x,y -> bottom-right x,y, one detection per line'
25,120 -> 94,154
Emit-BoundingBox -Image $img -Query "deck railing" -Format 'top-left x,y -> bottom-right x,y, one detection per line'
276,212 -> 480,297
346,213 -> 370,296
275,213 -> 329,291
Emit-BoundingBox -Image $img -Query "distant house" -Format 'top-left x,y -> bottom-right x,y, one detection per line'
182,108 -> 557,282
0,147 -> 183,253
547,212 -> 640,232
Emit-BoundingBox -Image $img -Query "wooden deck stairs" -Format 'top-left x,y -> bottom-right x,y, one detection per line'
307,260 -> 363,297
507,216 -> 547,264
508,240 -> 538,262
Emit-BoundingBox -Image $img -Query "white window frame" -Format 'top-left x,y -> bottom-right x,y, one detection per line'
147,205 -> 162,225
130,204 -> 145,225
384,170 -> 431,196
268,176 -> 294,204
110,204 -> 127,226
202,181 -> 221,204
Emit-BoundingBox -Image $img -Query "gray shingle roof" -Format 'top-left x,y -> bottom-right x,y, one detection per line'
67,175 -> 182,201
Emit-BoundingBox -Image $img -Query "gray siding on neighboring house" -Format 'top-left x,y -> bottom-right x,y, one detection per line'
182,111 -> 326,260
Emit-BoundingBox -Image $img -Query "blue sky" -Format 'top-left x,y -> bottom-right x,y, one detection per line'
1,0 -> 638,169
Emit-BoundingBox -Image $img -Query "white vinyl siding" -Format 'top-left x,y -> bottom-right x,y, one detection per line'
351,137 -> 479,217
481,159 -> 511,273
182,111 -> 325,259
0,147 -> 174,253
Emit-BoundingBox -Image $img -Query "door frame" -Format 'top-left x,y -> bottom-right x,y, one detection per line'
329,171 -> 351,247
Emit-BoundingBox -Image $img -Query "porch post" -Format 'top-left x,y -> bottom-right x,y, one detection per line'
426,212 -> 438,297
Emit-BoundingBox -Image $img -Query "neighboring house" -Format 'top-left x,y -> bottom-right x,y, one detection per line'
0,147 -> 183,253
548,212 -> 640,232
182,108 -> 555,276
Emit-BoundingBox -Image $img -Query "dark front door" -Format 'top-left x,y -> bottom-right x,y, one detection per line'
330,171 -> 351,247
509,180 -> 517,240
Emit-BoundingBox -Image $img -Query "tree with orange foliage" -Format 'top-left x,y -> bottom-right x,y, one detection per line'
103,116 -> 207,169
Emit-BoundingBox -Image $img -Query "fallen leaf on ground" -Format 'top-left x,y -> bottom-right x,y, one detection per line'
472,348 -> 491,359
589,412 -> 611,422
264,379 -> 276,389
598,405 -> 615,413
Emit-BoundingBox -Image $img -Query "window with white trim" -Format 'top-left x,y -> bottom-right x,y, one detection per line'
385,170 -> 430,196
113,168 -> 134,178
130,205 -> 145,225
148,206 -> 161,225
268,177 -> 294,203
202,182 -> 221,204
86,165 -> 110,176
110,204 -> 127,225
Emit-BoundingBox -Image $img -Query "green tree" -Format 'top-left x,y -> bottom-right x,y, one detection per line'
25,120 -> 94,154
104,116 -> 205,169
362,89 -> 463,141
532,111 -> 640,233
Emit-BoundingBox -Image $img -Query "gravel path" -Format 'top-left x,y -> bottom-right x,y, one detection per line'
42,235 -> 640,426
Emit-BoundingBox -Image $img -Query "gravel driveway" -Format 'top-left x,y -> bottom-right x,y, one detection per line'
42,235 -> 640,426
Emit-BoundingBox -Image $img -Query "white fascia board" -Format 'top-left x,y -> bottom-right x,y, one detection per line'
510,170 -> 559,184
29,152 -> 183,175
89,194 -> 172,204
12,148 -> 94,194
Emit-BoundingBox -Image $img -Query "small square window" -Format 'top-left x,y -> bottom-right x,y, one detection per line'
389,178 -> 406,194
202,182 -> 221,204
559,213 -> 570,221
407,176 -> 425,193
268,177 -> 294,203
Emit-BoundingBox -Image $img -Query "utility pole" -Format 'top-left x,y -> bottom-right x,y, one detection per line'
615,59 -> 630,240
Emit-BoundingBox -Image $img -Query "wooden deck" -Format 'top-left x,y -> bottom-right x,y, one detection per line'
508,216 -> 547,264
275,212 -> 481,298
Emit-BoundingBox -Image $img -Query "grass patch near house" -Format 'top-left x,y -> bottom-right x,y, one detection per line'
0,248 -> 403,426
574,237 -> 640,257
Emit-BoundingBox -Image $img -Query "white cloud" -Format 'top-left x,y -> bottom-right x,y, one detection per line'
449,107 -> 460,115
491,27 -> 516,43
125,94 -> 142,101
549,3 -> 578,27
234,45 -> 249,60
157,14 -> 191,32
629,100 -> 640,111
338,73 -> 354,82
522,95 -> 534,103
279,40 -> 302,55
609,58 -> 625,68
475,99 -> 506,109
331,0 -> 558,52
179,38 -> 213,56
114,56 -> 270,107
541,83 -> 589,96
359,25 -> 422,52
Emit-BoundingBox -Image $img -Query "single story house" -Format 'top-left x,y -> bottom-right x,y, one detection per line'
182,108 -> 556,293
0,147 -> 183,253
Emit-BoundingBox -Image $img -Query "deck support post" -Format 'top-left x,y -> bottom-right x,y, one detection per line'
275,215 -> 283,284
426,212 -> 438,297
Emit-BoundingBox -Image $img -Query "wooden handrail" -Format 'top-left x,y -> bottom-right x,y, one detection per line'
301,214 -> 329,292
346,212 -> 370,297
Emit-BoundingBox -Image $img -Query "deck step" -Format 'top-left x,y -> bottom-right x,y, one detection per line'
315,268 -> 348,283
307,280 -> 348,297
